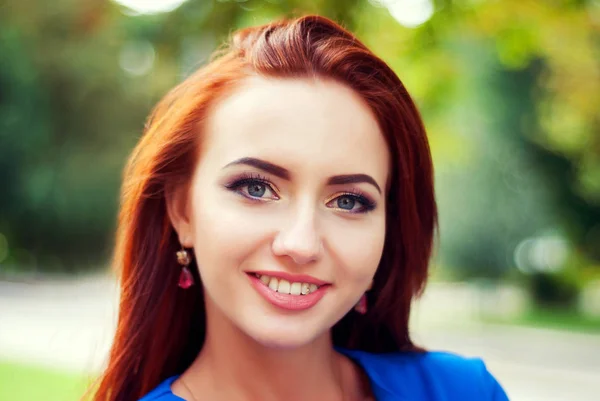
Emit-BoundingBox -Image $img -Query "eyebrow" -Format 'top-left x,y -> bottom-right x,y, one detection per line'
327,174 -> 381,194
224,157 -> 291,180
223,157 -> 382,194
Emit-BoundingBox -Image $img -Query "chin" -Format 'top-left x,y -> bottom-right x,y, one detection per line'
254,334 -> 319,350
242,321 -> 326,350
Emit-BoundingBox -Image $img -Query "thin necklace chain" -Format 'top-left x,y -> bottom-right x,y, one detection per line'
180,377 -> 199,401
178,373 -> 351,401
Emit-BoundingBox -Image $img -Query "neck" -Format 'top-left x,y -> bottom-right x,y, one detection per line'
182,305 -> 348,401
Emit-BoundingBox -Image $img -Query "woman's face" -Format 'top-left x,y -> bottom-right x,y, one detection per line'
171,76 -> 389,348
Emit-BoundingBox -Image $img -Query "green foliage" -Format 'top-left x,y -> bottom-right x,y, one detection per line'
1,1 -> 157,271
529,271 -> 580,308
0,360 -> 91,401
482,304 -> 600,334
0,0 -> 597,292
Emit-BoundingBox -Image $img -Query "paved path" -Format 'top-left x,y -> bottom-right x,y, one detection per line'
0,275 -> 598,400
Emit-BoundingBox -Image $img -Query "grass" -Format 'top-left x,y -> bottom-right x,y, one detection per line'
482,306 -> 600,334
0,360 -> 93,401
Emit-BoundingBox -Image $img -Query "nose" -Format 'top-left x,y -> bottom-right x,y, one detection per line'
272,205 -> 323,265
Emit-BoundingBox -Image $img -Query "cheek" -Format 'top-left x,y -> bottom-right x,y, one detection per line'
326,217 -> 385,282
189,183 -> 274,268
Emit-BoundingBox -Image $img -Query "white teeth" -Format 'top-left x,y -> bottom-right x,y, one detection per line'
277,279 -> 291,293
255,274 -> 321,296
268,277 -> 279,291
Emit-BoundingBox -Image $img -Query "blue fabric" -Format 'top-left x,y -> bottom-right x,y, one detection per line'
139,349 -> 509,400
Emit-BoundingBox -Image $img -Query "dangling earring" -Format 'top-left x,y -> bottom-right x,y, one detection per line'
176,247 -> 194,289
354,293 -> 368,314
354,280 -> 372,314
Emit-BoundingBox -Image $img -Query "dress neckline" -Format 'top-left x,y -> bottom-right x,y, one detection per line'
162,348 -> 403,400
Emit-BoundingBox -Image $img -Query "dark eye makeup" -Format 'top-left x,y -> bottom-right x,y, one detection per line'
224,172 -> 279,200
326,189 -> 377,214
223,172 -> 377,214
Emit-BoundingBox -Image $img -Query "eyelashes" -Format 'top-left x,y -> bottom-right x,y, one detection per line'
223,172 -> 377,214
327,189 -> 377,213
224,173 -> 279,200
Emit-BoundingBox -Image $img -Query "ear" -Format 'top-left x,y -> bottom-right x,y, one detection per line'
165,182 -> 194,248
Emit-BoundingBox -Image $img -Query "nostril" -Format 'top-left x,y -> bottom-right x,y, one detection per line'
272,233 -> 322,264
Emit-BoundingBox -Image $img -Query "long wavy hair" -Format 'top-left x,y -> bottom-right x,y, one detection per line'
92,14 -> 437,401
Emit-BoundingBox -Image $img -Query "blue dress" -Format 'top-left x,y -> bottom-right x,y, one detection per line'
139,349 -> 509,400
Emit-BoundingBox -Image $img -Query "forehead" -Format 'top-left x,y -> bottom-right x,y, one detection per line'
202,76 -> 389,183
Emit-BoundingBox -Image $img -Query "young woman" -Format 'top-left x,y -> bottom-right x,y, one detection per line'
92,15 -> 509,401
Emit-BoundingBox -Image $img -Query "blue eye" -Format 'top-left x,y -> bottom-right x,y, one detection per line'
337,196 -> 356,210
247,182 -> 266,197
327,193 -> 376,214
225,175 -> 279,200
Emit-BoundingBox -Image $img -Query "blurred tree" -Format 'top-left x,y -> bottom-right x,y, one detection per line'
0,0 -> 597,286
457,0 -> 600,267
1,0 -> 151,271
351,0 -> 599,280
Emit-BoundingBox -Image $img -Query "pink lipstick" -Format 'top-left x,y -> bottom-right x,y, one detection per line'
247,272 -> 329,311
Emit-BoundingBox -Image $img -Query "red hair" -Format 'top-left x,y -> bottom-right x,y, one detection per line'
92,15 -> 436,401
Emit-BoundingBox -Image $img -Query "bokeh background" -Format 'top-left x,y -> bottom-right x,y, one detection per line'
1,0 -> 599,400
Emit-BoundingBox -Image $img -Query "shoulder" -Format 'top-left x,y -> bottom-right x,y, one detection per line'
138,376 -> 181,401
340,349 -> 509,400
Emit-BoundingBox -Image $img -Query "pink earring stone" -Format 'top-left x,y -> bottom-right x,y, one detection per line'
178,266 -> 194,289
355,294 -> 367,314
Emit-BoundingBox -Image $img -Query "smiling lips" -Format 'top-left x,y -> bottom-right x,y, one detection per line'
255,273 -> 320,295
247,272 -> 330,311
